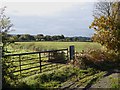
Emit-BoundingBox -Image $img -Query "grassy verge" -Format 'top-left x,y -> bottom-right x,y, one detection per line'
110,75 -> 120,89
7,65 -> 103,89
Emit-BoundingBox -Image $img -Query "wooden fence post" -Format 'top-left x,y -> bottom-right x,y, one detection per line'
19,55 -> 22,77
69,46 -> 75,60
39,53 -> 42,73
48,52 -> 50,61
0,46 -> 2,89
67,49 -> 69,60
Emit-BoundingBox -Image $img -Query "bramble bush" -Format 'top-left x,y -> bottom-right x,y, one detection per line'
73,49 -> 120,70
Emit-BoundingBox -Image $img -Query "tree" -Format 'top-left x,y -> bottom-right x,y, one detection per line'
61,35 -> 65,39
0,7 -> 16,88
10,35 -> 19,42
90,1 -> 120,52
18,34 -> 35,41
44,35 -> 52,41
93,0 -> 114,17
0,6 -> 14,54
35,34 -> 44,41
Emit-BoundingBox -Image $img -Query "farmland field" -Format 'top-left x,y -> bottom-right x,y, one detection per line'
4,42 -> 119,89
5,41 -> 103,78
8,42 -> 102,54
4,41 -> 108,89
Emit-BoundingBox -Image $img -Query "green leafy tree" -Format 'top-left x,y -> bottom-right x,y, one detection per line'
0,6 -> 14,54
18,34 -> 35,41
35,34 -> 44,41
0,7 -> 16,88
90,1 -> 120,53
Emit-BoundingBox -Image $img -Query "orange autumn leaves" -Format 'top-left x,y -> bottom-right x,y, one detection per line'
89,15 -> 120,52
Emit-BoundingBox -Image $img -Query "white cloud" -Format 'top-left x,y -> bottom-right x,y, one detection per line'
2,1 -> 95,37
2,2 -> 87,16
2,0 -> 98,2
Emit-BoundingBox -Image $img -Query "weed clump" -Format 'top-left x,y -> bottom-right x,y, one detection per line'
73,49 -> 120,71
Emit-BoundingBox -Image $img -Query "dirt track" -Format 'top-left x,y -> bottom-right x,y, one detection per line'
91,72 -> 119,88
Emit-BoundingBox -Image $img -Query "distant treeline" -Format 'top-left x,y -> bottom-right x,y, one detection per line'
7,34 -> 91,42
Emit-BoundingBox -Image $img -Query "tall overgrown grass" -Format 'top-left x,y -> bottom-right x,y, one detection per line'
74,49 -> 120,71
5,65 -> 96,89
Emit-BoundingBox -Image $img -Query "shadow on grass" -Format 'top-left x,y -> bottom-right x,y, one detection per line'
83,77 -> 98,90
82,61 -> 120,89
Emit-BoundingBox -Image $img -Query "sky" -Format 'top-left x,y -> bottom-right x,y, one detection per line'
1,0 -> 97,37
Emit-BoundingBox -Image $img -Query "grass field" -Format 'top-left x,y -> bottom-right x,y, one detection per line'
5,41 -> 103,80
8,42 -> 102,54
5,41 -> 108,89
4,42 -> 119,89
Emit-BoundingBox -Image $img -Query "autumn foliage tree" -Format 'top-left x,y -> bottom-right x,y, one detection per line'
90,1 -> 120,53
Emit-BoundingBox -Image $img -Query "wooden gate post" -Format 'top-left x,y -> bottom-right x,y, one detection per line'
0,46 -> 2,90
39,53 -> 42,73
19,55 -> 22,77
69,46 -> 75,60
